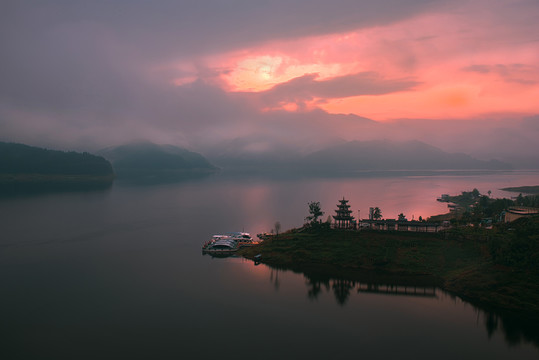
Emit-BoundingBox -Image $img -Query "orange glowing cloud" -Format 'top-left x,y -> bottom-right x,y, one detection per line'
221,54 -> 349,92
202,3 -> 539,121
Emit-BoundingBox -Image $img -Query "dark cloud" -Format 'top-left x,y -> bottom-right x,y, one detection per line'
462,64 -> 538,84
255,72 -> 418,107
0,0 -> 448,149
2,0 -> 450,60
0,0 -> 538,170
462,65 -> 491,74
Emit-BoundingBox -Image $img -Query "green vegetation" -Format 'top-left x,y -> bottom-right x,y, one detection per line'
241,216 -> 539,316
0,142 -> 113,176
433,188 -> 539,225
0,142 -> 114,192
372,206 -> 382,220
98,142 -> 217,182
305,201 -> 324,225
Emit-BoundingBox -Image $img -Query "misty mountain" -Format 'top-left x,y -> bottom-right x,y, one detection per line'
301,140 -> 512,172
0,141 -> 114,192
204,136 -> 306,171
206,138 -> 512,174
0,142 -> 113,176
98,142 -> 217,180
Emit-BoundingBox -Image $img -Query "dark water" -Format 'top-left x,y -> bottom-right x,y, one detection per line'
1,172 -> 539,359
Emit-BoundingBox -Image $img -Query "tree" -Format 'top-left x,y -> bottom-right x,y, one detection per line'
373,207 -> 382,220
305,201 -> 324,225
274,221 -> 281,236
398,213 -> 407,221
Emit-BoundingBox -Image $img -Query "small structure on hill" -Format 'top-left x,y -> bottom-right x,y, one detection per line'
366,219 -> 443,232
333,197 -> 355,229
504,207 -> 539,222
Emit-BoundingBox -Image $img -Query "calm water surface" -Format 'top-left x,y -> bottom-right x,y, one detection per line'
1,171 -> 539,359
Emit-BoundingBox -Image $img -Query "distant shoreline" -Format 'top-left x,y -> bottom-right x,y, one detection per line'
501,185 -> 539,194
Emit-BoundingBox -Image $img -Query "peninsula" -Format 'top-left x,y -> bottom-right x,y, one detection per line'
501,185 -> 539,194
240,195 -> 539,317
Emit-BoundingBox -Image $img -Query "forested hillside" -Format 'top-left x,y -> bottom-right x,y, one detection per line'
0,142 -> 113,176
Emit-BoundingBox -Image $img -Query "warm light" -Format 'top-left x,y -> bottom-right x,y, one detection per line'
199,7 -> 539,120
221,53 -> 348,92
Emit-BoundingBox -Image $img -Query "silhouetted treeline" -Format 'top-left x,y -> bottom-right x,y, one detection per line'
514,193 -> 539,207
0,142 -> 113,176
451,191 -> 539,225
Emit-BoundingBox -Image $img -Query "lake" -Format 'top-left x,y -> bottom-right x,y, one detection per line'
1,170 -> 539,359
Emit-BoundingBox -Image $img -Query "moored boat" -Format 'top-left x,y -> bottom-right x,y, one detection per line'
229,232 -> 256,247
202,236 -> 239,254
202,232 -> 256,254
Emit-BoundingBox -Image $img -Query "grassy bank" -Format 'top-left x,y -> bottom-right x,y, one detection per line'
240,226 -> 539,316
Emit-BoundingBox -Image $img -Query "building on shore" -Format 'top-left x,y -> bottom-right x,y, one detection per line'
360,219 -> 445,232
504,207 -> 539,222
333,197 -> 356,229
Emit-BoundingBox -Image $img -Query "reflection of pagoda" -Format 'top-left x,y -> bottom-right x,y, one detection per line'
333,197 -> 355,229
332,279 -> 356,306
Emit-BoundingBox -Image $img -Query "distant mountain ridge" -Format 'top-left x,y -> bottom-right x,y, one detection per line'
205,138 -> 512,173
98,142 -> 217,181
301,140 -> 511,172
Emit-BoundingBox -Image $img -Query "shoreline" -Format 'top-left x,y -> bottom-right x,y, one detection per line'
239,227 -> 539,318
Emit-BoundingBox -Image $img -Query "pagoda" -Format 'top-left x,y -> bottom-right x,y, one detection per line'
333,197 -> 355,229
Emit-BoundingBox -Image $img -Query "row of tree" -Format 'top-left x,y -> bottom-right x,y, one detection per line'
304,201 -> 386,226
0,142 -> 113,176
456,192 -> 539,225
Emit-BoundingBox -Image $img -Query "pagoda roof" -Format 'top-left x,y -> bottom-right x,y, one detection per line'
333,215 -> 354,219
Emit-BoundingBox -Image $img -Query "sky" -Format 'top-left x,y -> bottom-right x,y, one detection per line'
1,0 -> 539,165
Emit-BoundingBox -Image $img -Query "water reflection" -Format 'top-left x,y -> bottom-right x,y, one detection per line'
482,310 -> 539,349
303,272 -> 437,306
261,262 -> 539,350
0,181 -> 113,198
305,275 -> 357,305
270,268 -> 281,291
113,171 -> 214,186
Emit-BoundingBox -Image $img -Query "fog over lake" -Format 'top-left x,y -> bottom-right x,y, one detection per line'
1,171 -> 539,359
3,2 -> 539,357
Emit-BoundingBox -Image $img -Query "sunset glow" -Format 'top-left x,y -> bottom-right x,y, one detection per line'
3,3 -> 539,357
222,54 -> 347,92
2,0 -> 539,155
206,7 -> 539,120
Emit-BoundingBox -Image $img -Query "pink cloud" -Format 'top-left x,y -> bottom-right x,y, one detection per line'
203,0 -> 539,120
242,72 -> 418,111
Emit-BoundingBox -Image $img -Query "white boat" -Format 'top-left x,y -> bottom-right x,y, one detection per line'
202,236 -> 239,254
229,232 -> 255,246
202,232 -> 255,254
